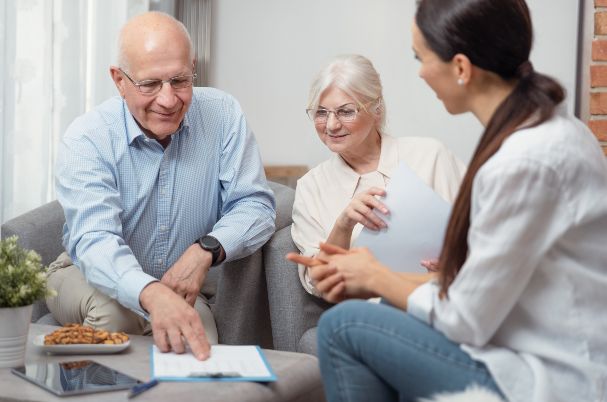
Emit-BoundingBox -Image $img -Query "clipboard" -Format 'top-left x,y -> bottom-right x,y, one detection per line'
150,345 -> 277,382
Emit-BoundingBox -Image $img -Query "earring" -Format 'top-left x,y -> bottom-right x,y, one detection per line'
457,78 -> 464,86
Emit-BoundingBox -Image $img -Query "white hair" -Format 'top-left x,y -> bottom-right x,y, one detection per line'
308,54 -> 386,133
117,11 -> 194,72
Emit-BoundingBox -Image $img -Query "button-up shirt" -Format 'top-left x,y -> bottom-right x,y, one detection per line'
56,87 -> 276,315
292,134 -> 466,296
408,108 -> 607,402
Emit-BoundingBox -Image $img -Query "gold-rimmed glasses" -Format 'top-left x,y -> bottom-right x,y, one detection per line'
305,98 -> 380,124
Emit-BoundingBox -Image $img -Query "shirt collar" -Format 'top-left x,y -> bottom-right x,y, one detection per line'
329,152 -> 361,198
123,99 -> 191,145
376,133 -> 399,179
329,133 -> 397,198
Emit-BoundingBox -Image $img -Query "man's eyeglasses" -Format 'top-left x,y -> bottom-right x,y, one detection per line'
306,99 -> 379,124
119,68 -> 197,95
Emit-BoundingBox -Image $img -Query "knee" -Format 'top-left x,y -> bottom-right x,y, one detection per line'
318,300 -> 368,349
86,296 -> 144,334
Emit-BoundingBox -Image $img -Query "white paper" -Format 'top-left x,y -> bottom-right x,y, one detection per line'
353,162 -> 451,273
152,345 -> 272,379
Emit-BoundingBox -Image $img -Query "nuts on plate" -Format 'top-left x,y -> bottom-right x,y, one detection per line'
43,323 -> 129,345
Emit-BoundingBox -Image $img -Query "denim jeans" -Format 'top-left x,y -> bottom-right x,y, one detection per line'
317,300 -> 503,402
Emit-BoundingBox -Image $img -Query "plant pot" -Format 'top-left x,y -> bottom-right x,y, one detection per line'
0,304 -> 33,368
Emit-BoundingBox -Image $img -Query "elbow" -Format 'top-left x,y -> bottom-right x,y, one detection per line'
436,320 -> 492,348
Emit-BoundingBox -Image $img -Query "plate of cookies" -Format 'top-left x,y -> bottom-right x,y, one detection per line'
33,324 -> 130,354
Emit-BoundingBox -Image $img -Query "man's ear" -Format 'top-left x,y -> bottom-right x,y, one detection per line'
452,53 -> 472,86
109,66 -> 126,97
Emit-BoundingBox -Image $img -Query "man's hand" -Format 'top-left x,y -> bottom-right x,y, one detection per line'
161,244 -> 212,306
140,281 -> 210,360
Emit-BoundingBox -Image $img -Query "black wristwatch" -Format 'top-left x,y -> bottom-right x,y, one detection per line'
197,235 -> 222,266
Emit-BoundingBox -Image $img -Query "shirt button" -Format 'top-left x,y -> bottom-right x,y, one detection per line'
160,225 -> 167,232
157,259 -> 163,264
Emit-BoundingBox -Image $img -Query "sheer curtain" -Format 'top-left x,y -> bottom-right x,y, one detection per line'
150,0 -> 211,86
0,0 -> 148,224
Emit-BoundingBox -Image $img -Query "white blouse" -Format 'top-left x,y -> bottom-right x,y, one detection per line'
408,108 -> 607,402
292,134 -> 466,296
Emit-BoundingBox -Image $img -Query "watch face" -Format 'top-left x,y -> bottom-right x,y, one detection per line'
201,236 -> 220,250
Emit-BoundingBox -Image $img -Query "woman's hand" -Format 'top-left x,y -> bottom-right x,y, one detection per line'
288,243 -> 386,301
335,187 -> 389,231
420,259 -> 439,272
319,243 -> 386,299
287,245 -> 348,303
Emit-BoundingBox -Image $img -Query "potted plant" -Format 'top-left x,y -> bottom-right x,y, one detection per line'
0,235 -> 54,368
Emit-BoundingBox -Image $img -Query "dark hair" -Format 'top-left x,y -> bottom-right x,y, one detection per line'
415,0 -> 565,296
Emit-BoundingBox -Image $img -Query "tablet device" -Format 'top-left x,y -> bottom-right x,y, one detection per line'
12,360 -> 143,397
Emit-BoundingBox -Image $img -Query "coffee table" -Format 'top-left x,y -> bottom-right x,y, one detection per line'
0,324 -> 325,402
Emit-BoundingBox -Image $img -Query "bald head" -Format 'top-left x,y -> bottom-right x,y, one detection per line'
117,11 -> 194,72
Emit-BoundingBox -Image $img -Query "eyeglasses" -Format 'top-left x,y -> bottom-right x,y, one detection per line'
306,103 -> 359,124
305,99 -> 380,124
119,68 -> 197,95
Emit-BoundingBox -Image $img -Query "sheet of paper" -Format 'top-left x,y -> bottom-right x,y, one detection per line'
151,345 -> 276,382
353,162 -> 451,273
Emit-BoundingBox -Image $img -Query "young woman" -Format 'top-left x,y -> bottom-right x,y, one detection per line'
288,0 -> 607,401
292,54 -> 464,300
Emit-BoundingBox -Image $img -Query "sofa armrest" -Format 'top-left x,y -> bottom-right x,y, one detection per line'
1,201 -> 66,322
268,181 -> 294,231
212,248 -> 273,348
210,181 -> 294,348
263,226 -> 332,352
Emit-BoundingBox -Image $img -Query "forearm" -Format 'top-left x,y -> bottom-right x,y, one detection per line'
368,265 -> 434,310
324,221 -> 355,252
210,200 -> 275,261
74,232 -> 157,313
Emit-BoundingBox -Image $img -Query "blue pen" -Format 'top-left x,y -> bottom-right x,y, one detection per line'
128,378 -> 159,399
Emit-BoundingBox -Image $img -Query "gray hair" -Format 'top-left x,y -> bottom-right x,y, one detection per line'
117,11 -> 194,71
308,54 -> 386,133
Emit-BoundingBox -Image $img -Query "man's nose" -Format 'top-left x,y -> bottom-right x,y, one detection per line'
155,82 -> 178,108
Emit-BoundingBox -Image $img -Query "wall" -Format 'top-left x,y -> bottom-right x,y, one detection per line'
209,0 -> 580,167
589,0 -> 607,154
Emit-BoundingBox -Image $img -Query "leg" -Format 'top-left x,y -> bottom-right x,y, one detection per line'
46,253 -> 147,334
194,295 -> 218,344
317,300 -> 503,402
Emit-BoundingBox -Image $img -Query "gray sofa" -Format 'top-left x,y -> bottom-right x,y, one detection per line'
0,181 -> 330,353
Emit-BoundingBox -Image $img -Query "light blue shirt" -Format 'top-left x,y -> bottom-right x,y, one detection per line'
55,87 -> 276,315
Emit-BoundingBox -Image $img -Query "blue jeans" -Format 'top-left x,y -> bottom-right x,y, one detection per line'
317,300 -> 503,402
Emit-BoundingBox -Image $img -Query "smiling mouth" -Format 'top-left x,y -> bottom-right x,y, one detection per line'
154,111 -> 179,117
327,133 -> 349,138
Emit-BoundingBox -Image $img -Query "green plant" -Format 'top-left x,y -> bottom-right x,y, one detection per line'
0,236 -> 54,308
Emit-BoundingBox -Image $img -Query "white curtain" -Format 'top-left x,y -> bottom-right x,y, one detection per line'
0,0 -> 149,224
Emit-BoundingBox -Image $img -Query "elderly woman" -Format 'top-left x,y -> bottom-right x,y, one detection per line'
292,54 -> 465,300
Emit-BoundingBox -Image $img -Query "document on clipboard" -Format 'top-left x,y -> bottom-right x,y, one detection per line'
151,345 -> 277,382
353,162 -> 452,273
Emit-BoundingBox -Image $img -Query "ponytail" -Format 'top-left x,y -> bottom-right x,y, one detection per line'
437,64 -> 564,296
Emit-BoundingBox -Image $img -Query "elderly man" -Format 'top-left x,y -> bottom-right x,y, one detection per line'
46,11 -> 276,360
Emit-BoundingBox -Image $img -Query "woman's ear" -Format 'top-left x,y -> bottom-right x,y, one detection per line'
452,53 -> 472,86
373,98 -> 383,122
